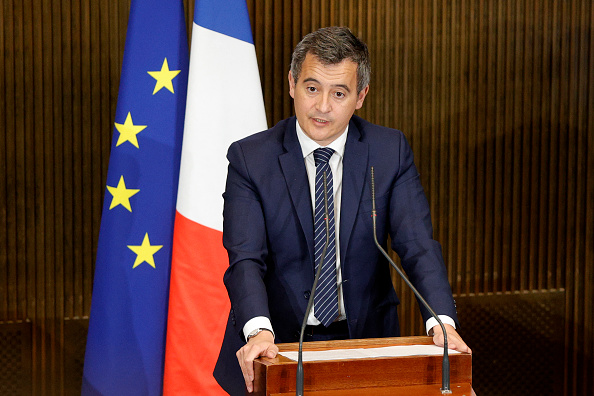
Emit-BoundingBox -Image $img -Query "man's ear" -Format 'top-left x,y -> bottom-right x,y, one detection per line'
355,85 -> 369,109
288,71 -> 295,99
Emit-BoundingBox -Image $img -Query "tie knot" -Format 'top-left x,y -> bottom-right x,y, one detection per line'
314,147 -> 334,166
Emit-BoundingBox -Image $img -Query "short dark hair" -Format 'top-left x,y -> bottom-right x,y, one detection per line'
290,26 -> 370,93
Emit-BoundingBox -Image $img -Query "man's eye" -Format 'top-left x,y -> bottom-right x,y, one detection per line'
307,87 -> 317,93
335,92 -> 345,98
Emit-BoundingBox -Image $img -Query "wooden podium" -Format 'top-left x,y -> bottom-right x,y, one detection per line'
253,336 -> 472,395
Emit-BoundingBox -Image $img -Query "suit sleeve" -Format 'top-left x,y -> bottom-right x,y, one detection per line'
222,141 -> 271,334
388,132 -> 459,325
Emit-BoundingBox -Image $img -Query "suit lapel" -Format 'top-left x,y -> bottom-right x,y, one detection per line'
279,119 -> 315,265
340,120 -> 369,265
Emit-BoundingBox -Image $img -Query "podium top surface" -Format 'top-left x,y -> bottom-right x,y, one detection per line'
253,336 -> 472,395
259,336 -> 448,366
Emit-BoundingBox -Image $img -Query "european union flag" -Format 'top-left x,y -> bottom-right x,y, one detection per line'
82,1 -> 188,394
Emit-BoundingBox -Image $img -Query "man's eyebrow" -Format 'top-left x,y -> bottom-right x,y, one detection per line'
303,77 -> 321,85
302,78 -> 351,93
334,84 -> 351,93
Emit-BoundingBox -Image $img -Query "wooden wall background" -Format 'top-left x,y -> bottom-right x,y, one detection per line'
1,0 -> 592,394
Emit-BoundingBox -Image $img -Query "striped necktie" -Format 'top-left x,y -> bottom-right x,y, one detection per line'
313,147 -> 338,327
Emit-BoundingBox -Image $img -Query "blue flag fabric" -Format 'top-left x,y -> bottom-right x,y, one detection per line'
82,1 -> 188,394
193,0 -> 254,44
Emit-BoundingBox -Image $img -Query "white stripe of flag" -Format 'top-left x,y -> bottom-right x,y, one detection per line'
164,3 -> 267,393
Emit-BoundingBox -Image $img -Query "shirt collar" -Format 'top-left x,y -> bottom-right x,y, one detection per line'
295,119 -> 348,159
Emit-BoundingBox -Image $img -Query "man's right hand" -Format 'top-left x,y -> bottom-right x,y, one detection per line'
236,330 -> 278,393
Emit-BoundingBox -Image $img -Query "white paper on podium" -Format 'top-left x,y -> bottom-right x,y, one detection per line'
279,344 -> 461,362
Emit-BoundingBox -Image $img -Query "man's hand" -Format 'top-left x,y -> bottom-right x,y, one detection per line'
431,324 -> 476,394
236,330 -> 278,393
430,323 -> 472,354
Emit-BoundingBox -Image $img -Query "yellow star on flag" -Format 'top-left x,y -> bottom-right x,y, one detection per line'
128,233 -> 163,269
114,112 -> 147,148
147,58 -> 181,94
106,176 -> 140,212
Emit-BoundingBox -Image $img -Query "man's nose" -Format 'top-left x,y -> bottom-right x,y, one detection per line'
316,94 -> 331,113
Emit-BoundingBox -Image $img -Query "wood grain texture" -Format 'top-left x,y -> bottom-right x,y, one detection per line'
254,336 -> 471,395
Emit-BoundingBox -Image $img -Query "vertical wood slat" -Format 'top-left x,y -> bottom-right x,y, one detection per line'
88,0 -> 99,322
493,0 -> 502,291
576,4 -> 594,394
0,0 -> 593,394
0,0 -> 7,323
49,0 -> 62,392
78,0 -> 90,322
13,0 -> 26,327
1,0 -> 17,323
66,0 -> 80,328
454,0 -> 467,296
568,1 -> 581,392
530,0 -> 543,290
463,0 -> 475,292
576,2 -> 591,393
501,0 -> 514,294
521,0 -> 532,293
60,0 -> 71,323
35,0 -> 48,391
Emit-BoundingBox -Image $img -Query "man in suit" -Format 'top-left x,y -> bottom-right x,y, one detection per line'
214,26 -> 471,395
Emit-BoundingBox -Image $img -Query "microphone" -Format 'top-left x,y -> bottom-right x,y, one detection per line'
296,171 -> 331,396
370,166 -> 452,394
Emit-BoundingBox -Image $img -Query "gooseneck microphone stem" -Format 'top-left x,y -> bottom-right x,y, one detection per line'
296,172 -> 330,396
370,167 -> 452,394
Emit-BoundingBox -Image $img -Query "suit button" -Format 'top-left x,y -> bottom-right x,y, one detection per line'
304,291 -> 311,300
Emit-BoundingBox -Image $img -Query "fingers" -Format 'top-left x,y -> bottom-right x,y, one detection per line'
431,324 -> 472,354
237,343 -> 265,392
236,333 -> 278,393
236,345 -> 253,392
448,331 -> 472,354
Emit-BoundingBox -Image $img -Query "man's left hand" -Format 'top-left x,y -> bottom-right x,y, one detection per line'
430,323 -> 472,354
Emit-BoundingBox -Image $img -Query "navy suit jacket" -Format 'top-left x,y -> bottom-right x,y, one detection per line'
213,115 -> 457,395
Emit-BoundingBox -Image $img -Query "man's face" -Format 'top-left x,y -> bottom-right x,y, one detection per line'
289,53 -> 369,146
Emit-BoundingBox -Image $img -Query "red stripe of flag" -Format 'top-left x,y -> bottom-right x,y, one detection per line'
164,212 -> 229,394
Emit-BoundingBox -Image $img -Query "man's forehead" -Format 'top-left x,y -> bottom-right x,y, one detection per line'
299,54 -> 358,84
305,53 -> 358,69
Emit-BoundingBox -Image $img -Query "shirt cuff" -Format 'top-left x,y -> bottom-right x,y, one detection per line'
243,316 -> 275,341
425,315 -> 456,335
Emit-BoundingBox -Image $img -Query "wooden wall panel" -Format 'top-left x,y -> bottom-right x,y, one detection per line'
245,1 -> 594,394
1,0 -> 130,394
1,0 -> 593,394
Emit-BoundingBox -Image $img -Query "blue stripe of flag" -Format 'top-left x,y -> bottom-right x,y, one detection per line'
194,0 -> 254,44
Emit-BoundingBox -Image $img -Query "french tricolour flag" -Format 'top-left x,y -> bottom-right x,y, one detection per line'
163,0 -> 267,394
